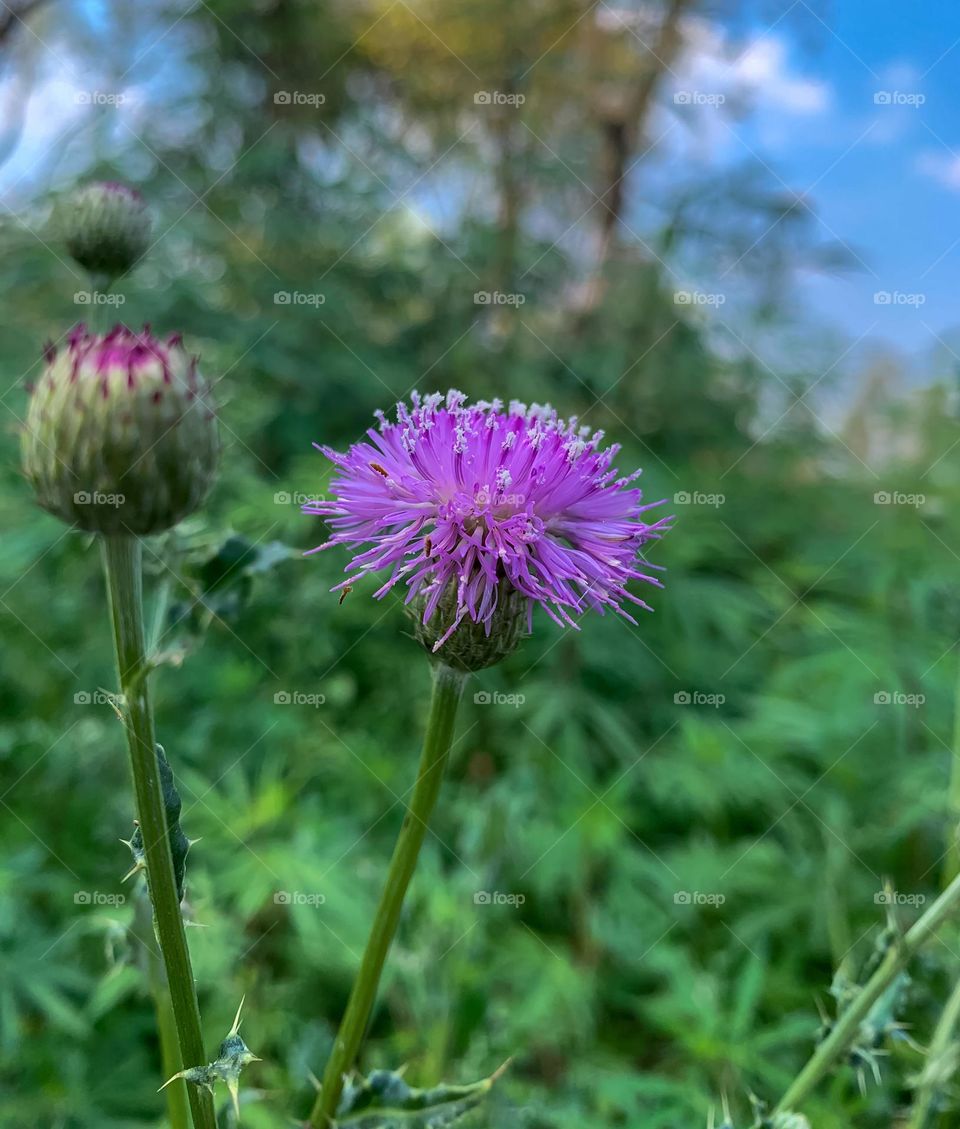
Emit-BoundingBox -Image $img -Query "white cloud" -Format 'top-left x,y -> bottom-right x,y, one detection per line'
916,151 -> 960,191
674,18 -> 832,118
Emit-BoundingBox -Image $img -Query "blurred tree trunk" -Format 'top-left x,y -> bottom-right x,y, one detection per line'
575,0 -> 692,319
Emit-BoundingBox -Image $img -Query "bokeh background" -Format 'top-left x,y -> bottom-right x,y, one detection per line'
3,2 -> 960,1126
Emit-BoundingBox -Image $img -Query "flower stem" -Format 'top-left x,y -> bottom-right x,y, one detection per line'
907,971 -> 960,1129
134,887 -> 191,1129
774,870 -> 960,1115
942,656 -> 960,887
101,534 -> 216,1129
310,662 -> 467,1127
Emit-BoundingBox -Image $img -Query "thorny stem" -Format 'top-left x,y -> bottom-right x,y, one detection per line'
102,534 -> 216,1129
775,870 -> 960,1115
134,888 -> 191,1129
908,973 -> 960,1129
310,662 -> 467,1126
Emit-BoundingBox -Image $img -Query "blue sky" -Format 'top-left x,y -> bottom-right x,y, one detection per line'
710,1 -> 960,360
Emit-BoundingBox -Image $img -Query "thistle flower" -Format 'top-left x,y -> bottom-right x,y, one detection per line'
305,391 -> 671,667
22,325 -> 219,535
62,182 -> 151,280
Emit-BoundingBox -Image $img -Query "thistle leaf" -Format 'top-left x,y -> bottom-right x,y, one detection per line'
124,743 -> 192,902
159,997 -> 260,1119
335,1061 -> 510,1128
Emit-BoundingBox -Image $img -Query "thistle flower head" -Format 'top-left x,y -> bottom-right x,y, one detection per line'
305,392 -> 671,665
62,181 -> 151,280
22,325 -> 219,535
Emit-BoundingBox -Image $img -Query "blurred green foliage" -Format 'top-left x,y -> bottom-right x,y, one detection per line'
2,3 -> 960,1128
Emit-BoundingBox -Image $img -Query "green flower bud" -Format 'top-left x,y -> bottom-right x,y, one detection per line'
412,579 -> 527,672
61,182 -> 151,280
22,325 -> 219,535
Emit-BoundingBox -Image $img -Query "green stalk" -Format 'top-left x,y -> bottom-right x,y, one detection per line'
310,662 -> 467,1126
775,871 -> 960,1115
908,973 -> 960,1129
102,534 -> 216,1129
942,657 -> 960,887
133,888 -> 191,1129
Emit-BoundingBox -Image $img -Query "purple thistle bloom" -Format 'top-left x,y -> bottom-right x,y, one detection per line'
305,391 -> 672,653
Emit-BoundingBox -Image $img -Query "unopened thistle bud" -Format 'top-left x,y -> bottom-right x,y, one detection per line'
412,579 -> 527,672
62,182 -> 151,280
22,325 -> 219,535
